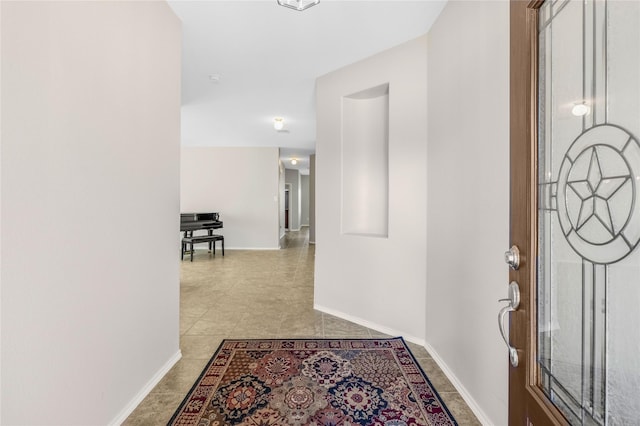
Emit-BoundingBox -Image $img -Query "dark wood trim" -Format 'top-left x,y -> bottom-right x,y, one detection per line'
525,0 -> 540,394
509,1 -> 532,421
509,1 -> 569,424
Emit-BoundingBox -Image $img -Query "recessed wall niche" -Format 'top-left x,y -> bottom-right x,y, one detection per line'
341,83 -> 389,237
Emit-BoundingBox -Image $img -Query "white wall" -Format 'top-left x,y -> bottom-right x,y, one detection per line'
181,147 -> 280,249
279,159 -> 286,240
0,2 -> 4,421
426,1 -> 510,424
309,154 -> 316,243
301,174 -> 310,226
0,2 -> 181,424
285,169 -> 301,231
315,35 -> 428,343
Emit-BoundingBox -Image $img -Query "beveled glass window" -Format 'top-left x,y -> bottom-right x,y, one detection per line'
537,1 -> 640,424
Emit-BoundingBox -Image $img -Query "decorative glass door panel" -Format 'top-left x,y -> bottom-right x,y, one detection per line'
538,0 -> 640,424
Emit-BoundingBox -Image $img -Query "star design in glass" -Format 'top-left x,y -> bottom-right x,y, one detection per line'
567,147 -> 631,236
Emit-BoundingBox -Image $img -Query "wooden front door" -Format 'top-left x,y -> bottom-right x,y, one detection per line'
509,0 -> 640,424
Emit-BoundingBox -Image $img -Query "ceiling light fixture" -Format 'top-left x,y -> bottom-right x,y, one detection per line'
274,117 -> 284,131
571,102 -> 591,117
277,0 -> 320,12
291,159 -> 298,165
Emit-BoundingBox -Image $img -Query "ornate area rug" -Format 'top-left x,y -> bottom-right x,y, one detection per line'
168,337 -> 457,425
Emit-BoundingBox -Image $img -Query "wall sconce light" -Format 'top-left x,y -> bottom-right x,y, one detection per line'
571,102 -> 591,117
291,159 -> 298,165
274,117 -> 284,131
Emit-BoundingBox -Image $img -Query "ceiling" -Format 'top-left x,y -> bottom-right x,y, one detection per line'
168,0 -> 447,174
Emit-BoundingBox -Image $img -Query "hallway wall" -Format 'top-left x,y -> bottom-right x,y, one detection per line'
315,35 -> 428,343
181,147 -> 281,249
285,169 -> 301,231
1,2 -> 181,424
279,159 -> 286,240
301,174 -> 310,226
426,1 -> 510,424
309,155 -> 316,243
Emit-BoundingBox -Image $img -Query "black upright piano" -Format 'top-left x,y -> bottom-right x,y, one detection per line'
180,212 -> 223,236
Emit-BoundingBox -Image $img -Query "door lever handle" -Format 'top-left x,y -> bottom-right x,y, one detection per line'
498,281 -> 520,367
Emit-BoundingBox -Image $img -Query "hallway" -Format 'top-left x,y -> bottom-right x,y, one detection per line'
124,229 -> 479,424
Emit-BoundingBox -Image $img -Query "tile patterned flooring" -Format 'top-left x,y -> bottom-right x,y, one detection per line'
123,229 -> 480,425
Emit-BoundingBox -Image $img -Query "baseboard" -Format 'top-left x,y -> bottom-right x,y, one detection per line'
313,304 -> 426,347
109,350 -> 182,426
422,341 -> 493,426
190,246 -> 280,251
226,247 -> 280,250
313,305 -> 491,423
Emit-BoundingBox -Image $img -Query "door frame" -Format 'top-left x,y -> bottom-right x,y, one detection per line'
509,0 -> 568,423
285,183 -> 292,230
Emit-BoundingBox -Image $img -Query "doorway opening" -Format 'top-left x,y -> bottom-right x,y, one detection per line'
285,184 -> 292,230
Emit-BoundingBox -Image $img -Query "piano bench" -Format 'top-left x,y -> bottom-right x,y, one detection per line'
181,235 -> 224,262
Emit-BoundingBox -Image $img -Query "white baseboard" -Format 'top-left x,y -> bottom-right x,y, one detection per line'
190,246 -> 280,251
227,247 -> 281,250
313,305 -> 491,424
422,341 -> 493,426
313,304 -> 426,347
109,350 -> 182,426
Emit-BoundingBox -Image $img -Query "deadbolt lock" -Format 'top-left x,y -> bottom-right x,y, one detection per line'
504,245 -> 520,270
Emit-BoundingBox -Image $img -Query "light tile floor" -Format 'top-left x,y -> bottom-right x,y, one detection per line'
123,229 -> 480,425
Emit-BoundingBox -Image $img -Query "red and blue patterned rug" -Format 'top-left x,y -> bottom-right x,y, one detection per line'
169,337 -> 457,425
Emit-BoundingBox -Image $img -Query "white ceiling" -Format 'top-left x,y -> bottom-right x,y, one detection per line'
168,0 -> 446,173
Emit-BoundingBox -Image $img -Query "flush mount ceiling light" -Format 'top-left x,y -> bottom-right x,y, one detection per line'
277,0 -> 320,12
273,117 -> 284,131
291,159 -> 298,165
571,101 -> 591,117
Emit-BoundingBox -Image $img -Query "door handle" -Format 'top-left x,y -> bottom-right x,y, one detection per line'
498,281 -> 520,367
